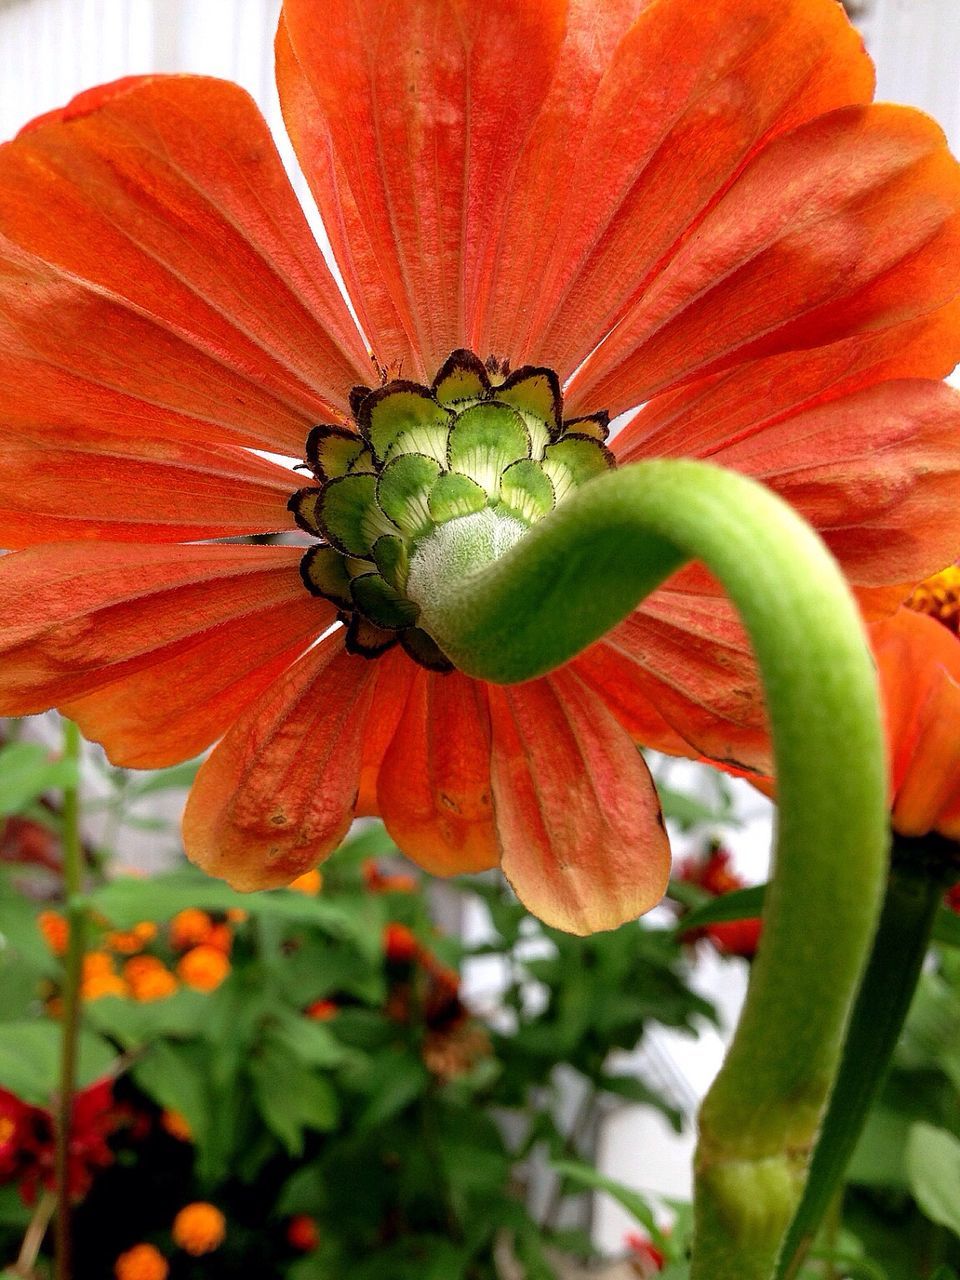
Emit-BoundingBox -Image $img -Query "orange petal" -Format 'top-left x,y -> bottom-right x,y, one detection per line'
0,543 -> 328,715
482,0 -> 873,375
378,669 -> 498,875
488,668 -> 670,934
871,609 -> 960,839
278,0 -> 567,375
702,380 -> 960,587
355,649 -> 419,816
571,104 -> 960,415
612,297 -> 960,463
583,591 -> 770,774
182,632 -> 376,890
0,428 -> 297,545
0,76 -> 370,451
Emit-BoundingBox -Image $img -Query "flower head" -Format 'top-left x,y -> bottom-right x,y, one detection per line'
123,955 -> 178,1002
114,1243 -> 169,1280
678,844 -> 763,958
172,1202 -> 226,1256
176,944 -> 231,992
287,1214 -> 320,1252
0,0 -> 959,933
38,911 -> 68,956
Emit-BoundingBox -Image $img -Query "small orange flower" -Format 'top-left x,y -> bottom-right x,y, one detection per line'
38,911 -> 68,956
114,1243 -> 169,1280
288,868 -> 323,895
123,955 -> 178,1002
160,1110 -> 192,1142
169,908 -> 214,950
225,907 -> 248,924
172,1202 -> 226,1256
363,860 -> 417,894
82,970 -> 128,1001
177,945 -> 230,992
383,923 -> 418,964
106,921 -> 158,954
205,922 -> 233,954
82,951 -> 116,978
305,998 -> 338,1021
287,1214 -> 320,1252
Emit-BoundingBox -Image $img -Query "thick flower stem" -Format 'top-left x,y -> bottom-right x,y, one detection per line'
55,717 -> 85,1280
777,836 -> 958,1279
408,459 -> 887,1279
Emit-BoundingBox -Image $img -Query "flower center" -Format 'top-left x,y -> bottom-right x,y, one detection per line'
905,565 -> 960,635
0,1116 -> 16,1146
290,349 -> 614,670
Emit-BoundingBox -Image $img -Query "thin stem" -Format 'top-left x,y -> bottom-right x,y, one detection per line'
54,718 -> 85,1280
777,838 -> 955,1279
409,460 -> 888,1280
14,1191 -> 56,1278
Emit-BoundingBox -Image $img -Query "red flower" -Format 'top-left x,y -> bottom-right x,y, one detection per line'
626,1231 -> 665,1271
0,1 -> 958,933
2,1079 -> 123,1203
679,846 -> 762,958
383,923 -> 419,965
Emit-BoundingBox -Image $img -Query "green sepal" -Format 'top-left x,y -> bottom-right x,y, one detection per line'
344,615 -> 398,658
349,385 -> 374,419
299,545 -> 354,608
496,365 -> 562,459
319,473 -> 398,557
447,402 -> 531,499
432,348 -> 491,409
287,487 -> 324,536
563,412 -> 610,443
351,572 -> 420,630
359,383 -> 453,466
400,627 -> 454,673
305,423 -> 372,480
376,453 -> 442,537
499,459 -> 556,525
541,433 -> 614,502
372,535 -> 409,592
428,472 -> 488,524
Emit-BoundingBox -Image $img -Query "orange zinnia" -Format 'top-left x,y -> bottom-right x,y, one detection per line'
0,1 -> 959,933
870,568 -> 960,841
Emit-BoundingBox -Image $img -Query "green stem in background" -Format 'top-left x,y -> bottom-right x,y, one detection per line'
778,835 -> 959,1280
408,459 -> 888,1280
14,1190 -> 56,1278
54,718 -> 85,1280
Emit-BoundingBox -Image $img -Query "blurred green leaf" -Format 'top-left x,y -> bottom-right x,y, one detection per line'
0,1021 -> 114,1105
122,761 -> 201,798
656,783 -> 741,831
356,1050 -> 429,1130
933,909 -> 960,949
906,1122 -> 960,1237
673,883 -> 765,933
0,742 -> 78,816
249,1038 -> 339,1155
132,1039 -> 210,1147
549,1159 -> 660,1239
84,988 -> 215,1047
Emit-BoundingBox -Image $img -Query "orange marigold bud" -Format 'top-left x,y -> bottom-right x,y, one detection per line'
83,950 -> 116,979
288,868 -> 323,895
82,970 -> 128,1002
205,922 -> 233,954
172,1202 -> 226,1256
123,955 -> 178,1002
38,911 -> 68,955
383,922 -> 418,963
287,1214 -> 320,1252
114,1242 -> 169,1280
177,945 -> 230,992
160,1109 -> 192,1142
169,908 -> 213,950
305,999 -> 338,1021
107,921 -> 158,955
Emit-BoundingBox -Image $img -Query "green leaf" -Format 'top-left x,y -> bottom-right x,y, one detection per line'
549,1159 -> 660,1239
657,782 -> 742,831
933,908 -> 960,949
85,988 -> 214,1048
907,1122 -> 960,1236
356,1050 -> 429,1130
122,760 -> 201,798
0,742 -> 79,816
674,884 -> 765,933
0,1021 -> 115,1105
132,1040 -> 210,1148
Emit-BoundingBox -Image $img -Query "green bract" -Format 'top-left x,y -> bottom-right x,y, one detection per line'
289,349 -> 614,670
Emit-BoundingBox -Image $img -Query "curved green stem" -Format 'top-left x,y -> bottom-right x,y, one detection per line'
778,835 -> 959,1279
55,718 -> 84,1280
410,459 -> 888,1279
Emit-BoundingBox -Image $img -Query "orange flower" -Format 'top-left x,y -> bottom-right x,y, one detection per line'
288,868 -> 323,895
168,908 -> 214,950
870,568 -> 960,840
123,955 -> 178,1002
363,860 -> 417,894
38,911 -> 68,956
114,1243 -> 168,1280
383,923 -> 419,964
106,921 -> 158,954
305,999 -> 338,1021
678,845 -> 762,959
287,1214 -> 320,1252
172,1202 -> 226,1256
82,969 -> 128,1001
160,1109 -> 192,1142
177,944 -> 230,992
0,1 -> 958,934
